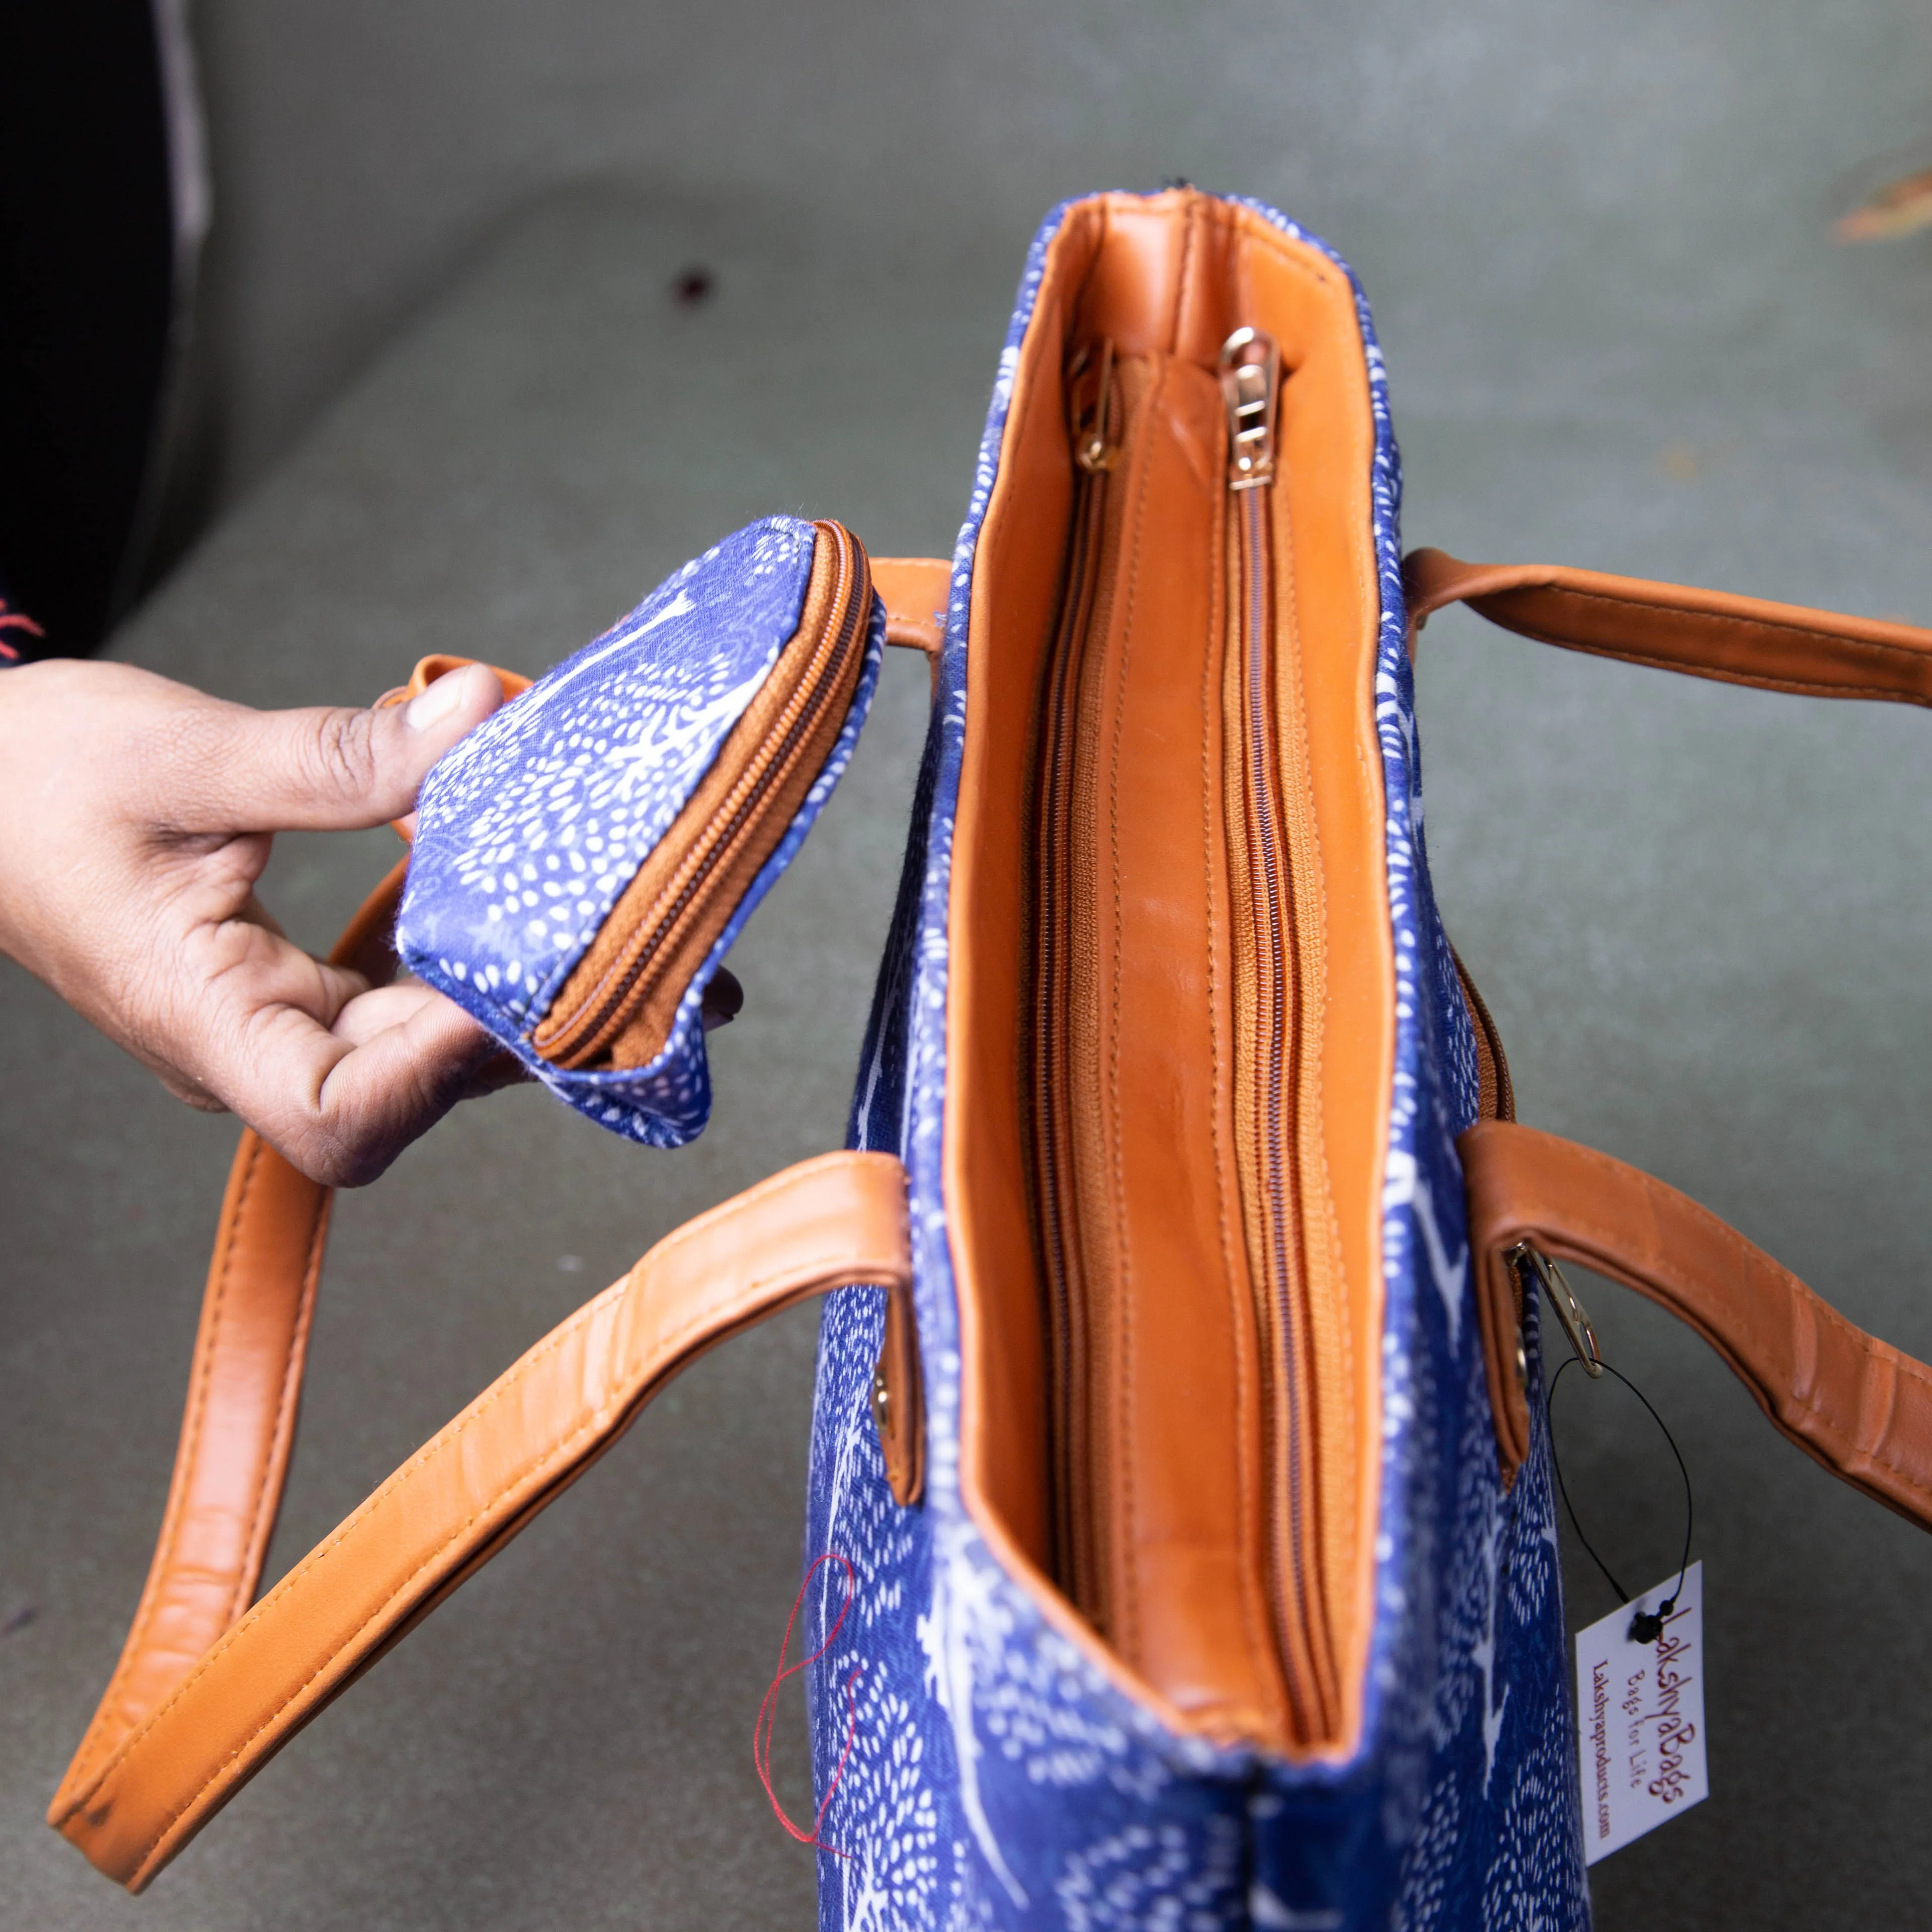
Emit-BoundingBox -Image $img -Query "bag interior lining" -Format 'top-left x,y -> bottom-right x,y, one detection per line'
942,191 -> 1393,1758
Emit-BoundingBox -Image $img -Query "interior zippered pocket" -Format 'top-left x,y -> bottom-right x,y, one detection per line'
1022,320 -> 1347,1750
533,521 -> 873,1072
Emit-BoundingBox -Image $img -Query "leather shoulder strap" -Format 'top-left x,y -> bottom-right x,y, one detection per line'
51,1149 -> 910,1891
53,858 -> 413,1810
1461,1118 -> 1932,1530
1405,546 -> 1932,706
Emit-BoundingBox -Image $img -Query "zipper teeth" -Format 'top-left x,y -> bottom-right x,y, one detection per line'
546,532 -> 866,1064
1223,317 -> 1343,1745
1241,452 -> 1350,1752
1034,450 -> 1107,1609
1032,341 -> 1119,1615
1237,479 -> 1320,1739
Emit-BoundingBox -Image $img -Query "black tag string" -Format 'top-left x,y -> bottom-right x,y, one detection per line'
1545,1355 -> 1694,1646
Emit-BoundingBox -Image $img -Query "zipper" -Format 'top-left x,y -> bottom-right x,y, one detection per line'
1219,327 -> 1339,1744
1030,340 -> 1120,1619
535,525 -> 871,1070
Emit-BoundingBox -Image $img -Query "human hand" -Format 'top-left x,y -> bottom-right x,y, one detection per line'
0,658 -> 508,1186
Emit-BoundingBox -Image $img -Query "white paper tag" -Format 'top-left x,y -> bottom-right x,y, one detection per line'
1573,1561 -> 1708,1864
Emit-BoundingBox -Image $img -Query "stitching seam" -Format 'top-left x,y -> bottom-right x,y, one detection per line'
1498,585 -> 1932,689
65,1137 -> 269,1794
1538,583 -> 1932,665
1102,348 -> 1164,1664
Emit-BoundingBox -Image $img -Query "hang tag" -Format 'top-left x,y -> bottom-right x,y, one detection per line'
1573,1561 -> 1708,1864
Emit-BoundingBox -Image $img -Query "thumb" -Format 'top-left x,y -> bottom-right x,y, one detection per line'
179,663 -> 504,833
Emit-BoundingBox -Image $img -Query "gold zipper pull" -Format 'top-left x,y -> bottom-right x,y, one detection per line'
1070,338 -> 1121,473
1220,327 -> 1281,491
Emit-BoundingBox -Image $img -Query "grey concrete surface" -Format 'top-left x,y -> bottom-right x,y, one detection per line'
8,27 -> 1932,1925
179,2 -> 1932,504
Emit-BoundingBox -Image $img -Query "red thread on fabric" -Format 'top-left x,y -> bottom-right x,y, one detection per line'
753,1552 -> 861,1859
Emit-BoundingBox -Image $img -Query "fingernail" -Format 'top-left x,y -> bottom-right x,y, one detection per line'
406,669 -> 465,732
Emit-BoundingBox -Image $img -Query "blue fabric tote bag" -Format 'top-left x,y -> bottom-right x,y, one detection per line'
50,188 -> 1932,1929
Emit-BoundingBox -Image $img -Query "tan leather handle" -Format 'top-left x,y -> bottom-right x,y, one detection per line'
51,1149 -> 911,1890
1461,1119 -> 1932,1531
1406,546 -> 1932,706
871,556 -> 950,657
51,857 -> 414,1820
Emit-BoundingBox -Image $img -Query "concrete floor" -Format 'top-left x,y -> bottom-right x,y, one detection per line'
7,67 -> 1932,1932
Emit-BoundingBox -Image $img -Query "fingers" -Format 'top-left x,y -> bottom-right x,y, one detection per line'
313,989 -> 502,1182
176,913 -> 371,1036
0,658 -> 516,1186
325,978 -> 449,1049
167,663 -> 504,834
200,977 -> 501,1187
235,892 -> 290,941
454,1049 -> 535,1101
153,1066 -> 229,1113
308,991 -> 502,1187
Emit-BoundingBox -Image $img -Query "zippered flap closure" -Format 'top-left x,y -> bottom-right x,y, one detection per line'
534,521 -> 873,1071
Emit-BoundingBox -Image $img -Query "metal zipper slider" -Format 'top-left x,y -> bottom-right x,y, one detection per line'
1071,338 -> 1120,474
1220,327 -> 1281,491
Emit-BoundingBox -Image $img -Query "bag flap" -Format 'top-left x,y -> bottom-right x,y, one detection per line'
397,514 -> 883,1145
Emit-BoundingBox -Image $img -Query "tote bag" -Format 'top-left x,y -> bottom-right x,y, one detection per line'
50,187 -> 1932,1931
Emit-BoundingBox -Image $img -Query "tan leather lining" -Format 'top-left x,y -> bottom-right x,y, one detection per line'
1029,341 -> 1288,1733
944,191 -> 1391,1759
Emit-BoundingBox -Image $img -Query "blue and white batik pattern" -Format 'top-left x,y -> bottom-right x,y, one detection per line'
802,196 -> 1590,1930
398,515 -> 883,1146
